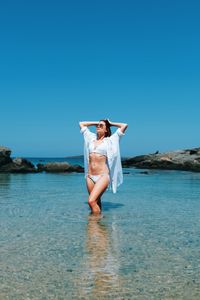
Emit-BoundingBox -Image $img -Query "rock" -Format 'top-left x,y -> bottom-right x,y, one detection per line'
122,147 -> 200,172
0,146 -> 37,173
0,157 -> 37,173
37,162 -> 84,173
0,146 -> 12,166
0,146 -> 84,174
189,148 -> 199,155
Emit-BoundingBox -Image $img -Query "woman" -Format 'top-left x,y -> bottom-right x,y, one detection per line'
79,119 -> 128,214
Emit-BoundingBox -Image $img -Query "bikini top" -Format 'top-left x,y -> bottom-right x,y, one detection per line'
88,139 -> 107,157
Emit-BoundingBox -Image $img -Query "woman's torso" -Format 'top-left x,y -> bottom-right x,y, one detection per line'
88,138 -> 109,175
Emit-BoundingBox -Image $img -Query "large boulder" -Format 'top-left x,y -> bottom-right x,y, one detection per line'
0,146 -> 37,173
122,148 -> 200,172
0,146 -> 12,166
0,157 -> 37,173
37,162 -> 84,173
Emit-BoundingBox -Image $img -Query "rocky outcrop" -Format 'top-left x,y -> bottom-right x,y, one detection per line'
0,146 -> 83,173
0,157 -> 37,173
0,146 -> 37,173
122,148 -> 200,172
37,162 -> 84,173
0,146 -> 12,166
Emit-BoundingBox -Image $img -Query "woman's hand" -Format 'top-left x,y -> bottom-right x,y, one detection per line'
105,120 -> 128,133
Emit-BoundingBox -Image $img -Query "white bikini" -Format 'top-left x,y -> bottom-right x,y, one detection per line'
88,139 -> 107,157
87,139 -> 110,184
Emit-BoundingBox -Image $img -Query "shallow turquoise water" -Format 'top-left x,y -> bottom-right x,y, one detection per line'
1,167 -> 200,299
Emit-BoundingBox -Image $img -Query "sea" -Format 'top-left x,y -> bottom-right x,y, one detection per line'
1,156 -> 200,299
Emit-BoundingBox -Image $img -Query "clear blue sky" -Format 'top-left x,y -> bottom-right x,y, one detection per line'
1,0 -> 200,157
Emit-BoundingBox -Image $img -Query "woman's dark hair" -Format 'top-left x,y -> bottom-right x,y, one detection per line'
100,119 -> 112,137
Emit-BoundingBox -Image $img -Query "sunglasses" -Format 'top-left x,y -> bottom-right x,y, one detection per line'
96,123 -> 105,128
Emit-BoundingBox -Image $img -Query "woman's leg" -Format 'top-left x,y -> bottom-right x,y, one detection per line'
87,174 -> 110,214
86,175 -> 102,210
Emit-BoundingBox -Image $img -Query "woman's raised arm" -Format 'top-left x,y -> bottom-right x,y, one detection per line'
108,120 -> 128,134
79,121 -> 99,129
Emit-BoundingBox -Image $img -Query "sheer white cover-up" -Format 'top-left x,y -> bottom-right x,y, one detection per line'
80,126 -> 125,193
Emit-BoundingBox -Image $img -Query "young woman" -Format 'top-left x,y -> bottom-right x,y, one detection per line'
79,119 -> 128,214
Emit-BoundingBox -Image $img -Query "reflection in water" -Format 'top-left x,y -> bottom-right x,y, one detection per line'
0,174 -> 11,200
0,173 -> 11,187
81,214 -> 121,299
0,174 -> 31,202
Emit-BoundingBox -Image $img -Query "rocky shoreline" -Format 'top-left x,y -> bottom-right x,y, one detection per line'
1,145 -> 200,173
0,146 -> 84,173
122,147 -> 200,172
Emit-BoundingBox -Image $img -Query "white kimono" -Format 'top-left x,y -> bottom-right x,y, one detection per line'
80,126 -> 125,193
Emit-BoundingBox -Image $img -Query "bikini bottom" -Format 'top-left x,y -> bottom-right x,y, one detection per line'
87,173 -> 110,184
